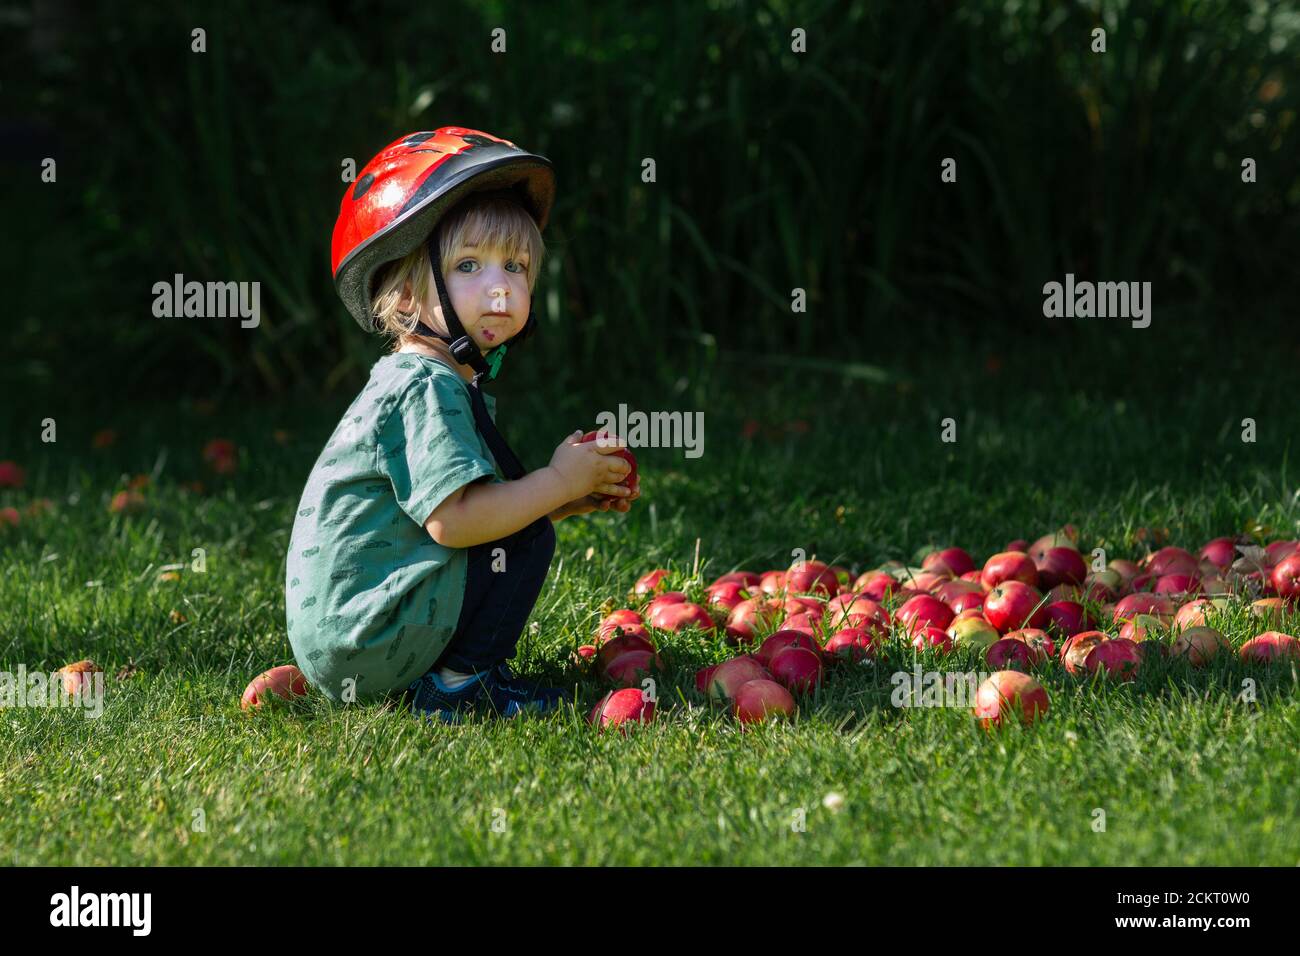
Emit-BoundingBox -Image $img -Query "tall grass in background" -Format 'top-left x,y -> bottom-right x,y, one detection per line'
4,0 -> 1297,406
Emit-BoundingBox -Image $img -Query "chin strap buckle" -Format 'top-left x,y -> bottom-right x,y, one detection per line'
449,336 -> 481,367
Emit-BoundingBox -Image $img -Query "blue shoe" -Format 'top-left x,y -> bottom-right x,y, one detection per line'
407,669 -> 489,724
478,661 -> 567,718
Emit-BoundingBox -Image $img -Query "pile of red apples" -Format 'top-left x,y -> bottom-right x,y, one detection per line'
581,528 -> 1300,732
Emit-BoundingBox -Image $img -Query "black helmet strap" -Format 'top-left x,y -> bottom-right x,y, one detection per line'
411,224 -> 529,482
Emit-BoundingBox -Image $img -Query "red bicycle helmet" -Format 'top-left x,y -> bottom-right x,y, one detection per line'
331,126 -> 556,378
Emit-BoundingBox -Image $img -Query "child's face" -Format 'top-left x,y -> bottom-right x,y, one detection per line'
423,240 -> 532,352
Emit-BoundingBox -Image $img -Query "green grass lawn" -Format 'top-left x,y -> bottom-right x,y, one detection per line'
3,341 -> 1299,865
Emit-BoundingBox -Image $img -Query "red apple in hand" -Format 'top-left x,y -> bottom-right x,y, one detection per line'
580,430 -> 637,500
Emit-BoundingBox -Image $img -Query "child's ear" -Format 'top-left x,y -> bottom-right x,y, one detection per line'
397,279 -> 414,312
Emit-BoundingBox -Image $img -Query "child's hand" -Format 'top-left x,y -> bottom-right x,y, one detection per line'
551,477 -> 641,521
547,429 -> 635,501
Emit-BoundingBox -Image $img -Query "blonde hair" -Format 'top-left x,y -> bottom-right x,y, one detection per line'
370,191 -> 546,352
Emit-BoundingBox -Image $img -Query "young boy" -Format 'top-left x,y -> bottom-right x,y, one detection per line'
286,127 -> 638,722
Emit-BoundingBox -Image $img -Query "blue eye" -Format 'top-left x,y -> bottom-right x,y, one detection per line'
455,258 -> 526,273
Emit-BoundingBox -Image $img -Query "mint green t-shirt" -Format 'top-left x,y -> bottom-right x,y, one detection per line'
285,353 -> 501,703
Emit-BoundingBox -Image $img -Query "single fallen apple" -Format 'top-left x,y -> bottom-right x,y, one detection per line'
711,571 -> 762,589
921,546 -> 976,578
985,638 -> 1035,670
973,671 -> 1049,729
778,612 -> 820,636
1170,626 -> 1228,667
946,614 -> 999,652
756,630 -> 821,666
980,551 -> 1038,591
786,560 -> 839,596
706,581 -> 749,612
570,644 -> 599,666
983,581 -> 1046,633
589,687 -> 655,731
826,594 -> 888,630
1113,592 -> 1176,624
853,570 -> 899,602
1002,628 -> 1055,663
645,590 -> 687,614
603,649 -> 662,687
1083,638 -> 1142,681
1035,547 -> 1087,590
1146,546 -> 1199,579
912,625 -> 955,654
1239,631 -> 1300,663
708,657 -> 771,702
648,601 -> 715,632
596,609 -> 644,644
1118,613 -> 1166,643
948,590 -> 986,615
768,647 -> 824,694
894,594 -> 954,634
1043,600 -> 1092,639
1199,537 -> 1237,570
725,596 -> 784,644
633,568 -> 670,595
732,679 -> 797,723
241,664 -> 310,710
1060,631 -> 1108,676
1270,553 -> 1300,604
57,659 -> 104,697
827,626 -> 887,661
597,631 -> 656,671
